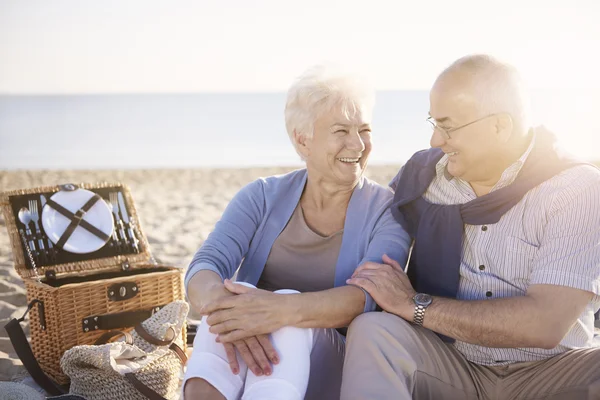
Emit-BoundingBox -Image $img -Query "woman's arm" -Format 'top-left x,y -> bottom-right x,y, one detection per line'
203,282 -> 365,341
184,179 -> 265,293
187,270 -> 235,311
289,204 -> 411,327
203,206 -> 412,341
283,286 -> 366,328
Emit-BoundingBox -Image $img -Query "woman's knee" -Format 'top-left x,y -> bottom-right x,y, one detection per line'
273,288 -> 300,295
235,281 -> 257,289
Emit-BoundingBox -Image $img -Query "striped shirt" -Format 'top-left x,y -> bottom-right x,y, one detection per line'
422,136 -> 600,365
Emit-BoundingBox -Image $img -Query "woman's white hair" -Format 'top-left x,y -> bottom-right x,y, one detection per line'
284,65 -> 375,160
440,54 -> 532,135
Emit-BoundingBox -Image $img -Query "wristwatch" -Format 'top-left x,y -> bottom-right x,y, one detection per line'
412,293 -> 433,326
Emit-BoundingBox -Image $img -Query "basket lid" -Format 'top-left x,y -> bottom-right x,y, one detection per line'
0,182 -> 153,280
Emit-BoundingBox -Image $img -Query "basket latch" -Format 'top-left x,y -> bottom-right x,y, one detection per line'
107,282 -> 139,302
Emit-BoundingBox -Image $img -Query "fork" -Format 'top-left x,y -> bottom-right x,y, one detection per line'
28,199 -> 46,256
109,192 -> 128,247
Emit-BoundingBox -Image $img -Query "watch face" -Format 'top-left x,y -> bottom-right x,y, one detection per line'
414,293 -> 433,307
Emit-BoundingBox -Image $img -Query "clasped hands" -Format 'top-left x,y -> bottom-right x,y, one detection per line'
198,279 -> 290,377
346,254 -> 417,320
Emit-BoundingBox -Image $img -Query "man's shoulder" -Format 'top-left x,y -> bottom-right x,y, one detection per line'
356,176 -> 395,209
543,164 -> 600,193
535,164 -> 600,212
407,148 -> 444,166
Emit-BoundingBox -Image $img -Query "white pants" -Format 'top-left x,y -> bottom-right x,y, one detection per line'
183,285 -> 345,400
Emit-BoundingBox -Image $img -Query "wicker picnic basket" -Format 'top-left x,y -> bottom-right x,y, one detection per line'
0,182 -> 186,395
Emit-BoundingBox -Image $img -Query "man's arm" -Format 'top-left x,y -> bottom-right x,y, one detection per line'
351,166 -> 600,349
348,256 -> 595,349
400,283 -> 593,349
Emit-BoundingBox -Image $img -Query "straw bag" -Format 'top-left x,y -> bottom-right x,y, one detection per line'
1,183 -> 186,395
60,301 -> 189,400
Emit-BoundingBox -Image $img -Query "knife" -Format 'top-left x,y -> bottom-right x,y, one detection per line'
40,195 -> 55,259
39,194 -> 55,258
118,192 -> 139,253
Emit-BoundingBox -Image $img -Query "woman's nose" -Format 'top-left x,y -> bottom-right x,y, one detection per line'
347,131 -> 366,151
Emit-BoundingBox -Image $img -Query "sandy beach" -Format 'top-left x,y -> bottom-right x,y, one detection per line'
0,165 -> 401,387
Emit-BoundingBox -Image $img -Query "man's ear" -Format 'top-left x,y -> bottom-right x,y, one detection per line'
495,113 -> 514,143
294,130 -> 311,158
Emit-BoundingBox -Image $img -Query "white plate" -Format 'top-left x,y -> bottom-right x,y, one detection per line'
41,188 -> 114,254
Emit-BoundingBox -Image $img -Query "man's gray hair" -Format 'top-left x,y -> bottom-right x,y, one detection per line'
441,54 -> 531,135
284,65 -> 375,160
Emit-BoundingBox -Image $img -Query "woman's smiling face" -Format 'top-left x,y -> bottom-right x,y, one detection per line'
300,102 -> 372,187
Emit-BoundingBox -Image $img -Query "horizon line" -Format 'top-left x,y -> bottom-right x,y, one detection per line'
0,89 -> 430,97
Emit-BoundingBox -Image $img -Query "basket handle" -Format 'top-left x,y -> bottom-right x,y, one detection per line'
94,330 -> 134,345
134,325 -> 176,346
124,373 -> 168,400
4,300 -> 67,396
135,324 -> 188,365
122,337 -> 187,400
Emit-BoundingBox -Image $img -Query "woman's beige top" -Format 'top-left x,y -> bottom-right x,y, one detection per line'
256,204 -> 343,293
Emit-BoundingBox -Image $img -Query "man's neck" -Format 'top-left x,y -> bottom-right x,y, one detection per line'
467,135 -> 533,197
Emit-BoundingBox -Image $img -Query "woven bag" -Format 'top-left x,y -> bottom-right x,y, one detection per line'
61,301 -> 189,400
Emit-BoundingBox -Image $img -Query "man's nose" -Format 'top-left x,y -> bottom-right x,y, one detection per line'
430,128 -> 446,149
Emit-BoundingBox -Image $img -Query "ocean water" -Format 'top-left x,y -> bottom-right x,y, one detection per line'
0,90 -> 597,169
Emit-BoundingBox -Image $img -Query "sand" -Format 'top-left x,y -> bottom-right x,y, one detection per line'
0,166 -> 401,390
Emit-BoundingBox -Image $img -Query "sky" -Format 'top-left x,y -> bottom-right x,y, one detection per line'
1,0 -> 599,94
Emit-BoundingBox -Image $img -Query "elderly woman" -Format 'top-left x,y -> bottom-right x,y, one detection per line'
183,66 -> 411,400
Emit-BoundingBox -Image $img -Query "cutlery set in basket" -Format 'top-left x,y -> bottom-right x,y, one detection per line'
1,182 -> 186,394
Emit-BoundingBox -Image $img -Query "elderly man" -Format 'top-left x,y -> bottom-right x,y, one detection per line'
344,55 -> 600,400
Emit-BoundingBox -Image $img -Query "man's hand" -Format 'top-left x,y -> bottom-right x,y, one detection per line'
222,335 -> 279,376
201,279 -> 292,342
346,254 -> 416,319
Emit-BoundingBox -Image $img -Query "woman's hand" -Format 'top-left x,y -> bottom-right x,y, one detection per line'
346,254 -> 416,318
222,335 -> 279,377
200,279 -> 294,343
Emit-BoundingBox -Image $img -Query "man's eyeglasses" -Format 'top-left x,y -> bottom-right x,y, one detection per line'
426,113 -> 501,140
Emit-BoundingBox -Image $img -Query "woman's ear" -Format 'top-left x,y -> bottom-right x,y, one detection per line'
294,130 -> 311,158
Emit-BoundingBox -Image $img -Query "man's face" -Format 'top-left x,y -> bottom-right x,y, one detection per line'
428,76 -> 503,184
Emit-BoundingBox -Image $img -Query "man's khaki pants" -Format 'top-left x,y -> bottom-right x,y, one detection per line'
341,312 -> 600,400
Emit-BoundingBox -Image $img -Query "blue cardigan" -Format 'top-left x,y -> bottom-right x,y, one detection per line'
185,168 -> 411,312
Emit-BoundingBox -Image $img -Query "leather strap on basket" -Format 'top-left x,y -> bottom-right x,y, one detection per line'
123,325 -> 187,400
3,300 -> 67,396
134,325 -> 175,346
95,327 -> 185,400
124,373 -> 168,400
168,342 -> 188,365
83,307 -> 165,332
94,330 -> 134,345
47,195 -> 110,249
135,324 -> 187,365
